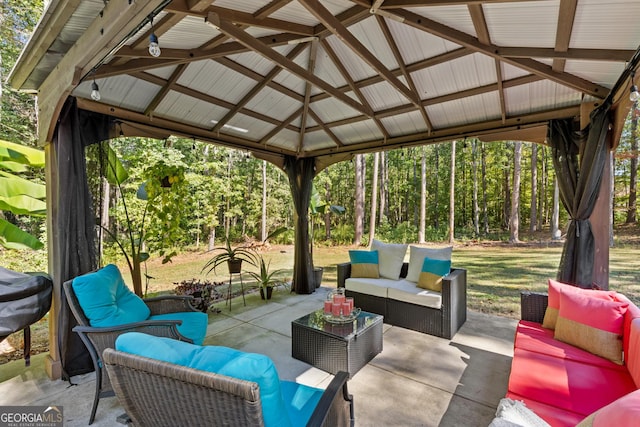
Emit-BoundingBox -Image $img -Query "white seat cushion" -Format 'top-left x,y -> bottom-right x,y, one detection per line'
386,279 -> 442,309
345,277 -> 392,298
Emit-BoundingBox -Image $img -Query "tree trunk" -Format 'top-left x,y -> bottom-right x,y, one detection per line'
481,142 -> 489,234
509,141 -> 522,243
471,140 -> 479,238
324,180 -> 332,240
208,227 -> 216,250
530,143 -> 538,232
419,147 -> 427,243
354,154 -> 365,246
379,151 -> 387,222
552,176 -> 561,239
627,102 -> 638,223
370,152 -> 379,243
284,156 -> 315,294
261,160 -> 267,242
539,145 -> 546,230
449,141 -> 456,244
434,145 -> 440,229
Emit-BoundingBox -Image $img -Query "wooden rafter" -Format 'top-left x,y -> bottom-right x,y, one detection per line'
308,109 -> 343,148
376,14 -> 433,132
260,107 -> 303,145
553,0 -> 578,73
497,47 -> 634,62
376,0 -> 543,7
321,39 -> 389,138
211,43 -> 307,133
207,12 -> 372,118
299,41 -> 319,152
300,0 -> 420,108
390,8 -> 610,98
144,63 -> 187,116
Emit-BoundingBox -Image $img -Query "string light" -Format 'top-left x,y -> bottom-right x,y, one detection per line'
91,80 -> 101,101
148,17 -> 161,57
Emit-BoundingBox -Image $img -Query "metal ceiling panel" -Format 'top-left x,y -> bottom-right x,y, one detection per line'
155,91 -> 229,129
380,110 -> 429,137
314,44 -> 348,89
178,60 -> 256,104
409,5 -> 477,38
324,35 -> 377,82
386,19 -> 462,66
484,1 -> 559,48
571,0 -> 640,50
146,65 -> 180,81
267,128 -> 299,151
348,16 -> 399,72
245,86 -> 303,121
312,96 -> 361,123
214,0 -> 263,14
332,120 -> 384,145
270,1 -> 322,27
564,61 -> 625,88
504,81 -> 580,117
501,63 -> 531,81
159,15 -> 220,50
245,26 -> 281,39
360,80 -> 410,111
272,70 -> 307,97
426,92 -> 501,129
72,75 -> 161,113
302,130 -> 339,152
226,112 -> 275,142
411,53 -> 496,99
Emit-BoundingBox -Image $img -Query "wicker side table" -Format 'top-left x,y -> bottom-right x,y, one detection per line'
291,310 -> 383,378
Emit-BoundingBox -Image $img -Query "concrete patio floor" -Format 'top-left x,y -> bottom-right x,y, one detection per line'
0,286 -> 517,426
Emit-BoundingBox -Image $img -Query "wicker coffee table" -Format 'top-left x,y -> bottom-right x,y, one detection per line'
291,309 -> 383,378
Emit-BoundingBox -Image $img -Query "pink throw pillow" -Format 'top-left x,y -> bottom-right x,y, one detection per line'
577,389 -> 640,427
542,279 -> 616,330
554,290 -> 628,365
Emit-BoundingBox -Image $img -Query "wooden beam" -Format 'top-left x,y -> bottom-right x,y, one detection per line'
212,43 -> 306,133
308,108 -> 343,147
299,41 -> 319,152
497,47 -> 635,62
207,12 -> 373,118
144,64 -> 188,116
392,8 -> 610,98
553,0 -> 578,72
260,107 -> 304,145
165,1 -> 314,36
299,0 -> 421,108
376,15 -> 432,132
378,0 -> 543,7
37,0 -> 167,144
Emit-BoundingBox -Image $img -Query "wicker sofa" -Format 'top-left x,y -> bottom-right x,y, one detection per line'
507,284 -> 640,426
337,262 -> 467,339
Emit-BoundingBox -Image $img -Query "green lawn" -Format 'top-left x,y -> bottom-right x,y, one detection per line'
122,241 -> 640,320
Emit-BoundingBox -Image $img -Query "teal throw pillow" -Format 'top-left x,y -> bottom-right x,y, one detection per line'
417,257 -> 451,292
349,250 -> 380,278
72,264 -> 150,327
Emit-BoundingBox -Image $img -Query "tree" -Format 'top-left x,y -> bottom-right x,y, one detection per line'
418,147 -> 426,243
481,141 -> 489,234
627,102 -> 638,223
449,140 -> 456,243
530,143 -> 538,232
354,154 -> 365,246
510,141 -> 522,243
471,140 -> 479,237
370,152 -> 379,242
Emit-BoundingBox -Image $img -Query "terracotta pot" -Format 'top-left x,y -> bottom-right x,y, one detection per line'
227,259 -> 243,274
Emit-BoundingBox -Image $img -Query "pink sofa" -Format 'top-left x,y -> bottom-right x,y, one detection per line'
506,283 -> 640,426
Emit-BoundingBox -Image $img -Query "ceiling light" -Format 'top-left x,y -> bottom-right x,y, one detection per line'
90,80 -> 101,101
210,120 -> 249,134
631,71 -> 640,102
148,16 -> 161,57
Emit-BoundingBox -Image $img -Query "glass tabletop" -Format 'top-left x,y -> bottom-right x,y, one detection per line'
293,309 -> 382,340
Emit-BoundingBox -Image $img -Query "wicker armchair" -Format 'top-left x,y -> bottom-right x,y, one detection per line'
103,348 -> 355,427
519,291 -> 549,323
63,279 -> 201,424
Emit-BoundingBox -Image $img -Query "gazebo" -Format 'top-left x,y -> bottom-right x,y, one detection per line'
9,0 -> 640,380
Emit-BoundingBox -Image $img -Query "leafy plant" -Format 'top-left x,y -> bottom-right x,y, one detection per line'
201,236 -> 257,276
99,142 -> 188,296
173,278 -> 225,312
246,255 -> 283,291
0,139 -> 46,250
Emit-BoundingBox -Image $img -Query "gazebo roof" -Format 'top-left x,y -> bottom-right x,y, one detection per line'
9,0 -> 640,167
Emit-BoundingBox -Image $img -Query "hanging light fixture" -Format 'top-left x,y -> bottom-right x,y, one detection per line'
148,17 -> 161,57
630,70 -> 640,102
90,80 -> 101,101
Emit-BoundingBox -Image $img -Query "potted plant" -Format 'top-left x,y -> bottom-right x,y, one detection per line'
201,237 -> 257,276
246,256 -> 283,300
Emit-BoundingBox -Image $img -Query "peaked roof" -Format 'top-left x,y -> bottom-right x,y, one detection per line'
9,0 -> 640,167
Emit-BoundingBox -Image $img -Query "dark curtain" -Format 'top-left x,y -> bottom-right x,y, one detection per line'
53,97 -> 111,377
284,156 -> 316,294
548,101 -> 611,287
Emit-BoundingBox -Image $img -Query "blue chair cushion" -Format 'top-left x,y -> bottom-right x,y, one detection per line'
72,264 -> 150,327
115,333 -> 293,427
280,381 -> 324,426
149,311 -> 208,345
